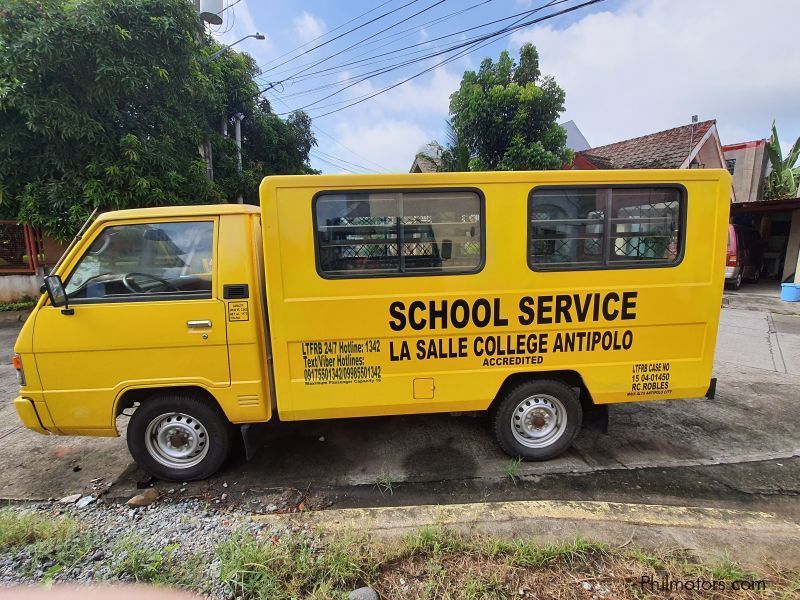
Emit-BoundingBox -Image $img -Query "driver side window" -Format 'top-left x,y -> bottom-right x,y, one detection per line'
65,221 -> 214,302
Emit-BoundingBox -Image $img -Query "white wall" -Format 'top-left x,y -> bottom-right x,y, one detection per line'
0,270 -> 43,302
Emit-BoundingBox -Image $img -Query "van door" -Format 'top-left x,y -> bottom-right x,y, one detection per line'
32,219 -> 230,433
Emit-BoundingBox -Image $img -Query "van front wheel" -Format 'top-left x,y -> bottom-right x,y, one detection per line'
492,380 -> 582,460
127,393 -> 233,481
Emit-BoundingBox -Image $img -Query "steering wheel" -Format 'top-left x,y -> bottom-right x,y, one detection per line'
122,272 -> 180,294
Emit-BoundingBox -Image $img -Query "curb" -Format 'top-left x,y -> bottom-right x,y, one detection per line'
251,499 -> 800,569
251,499 -> 800,535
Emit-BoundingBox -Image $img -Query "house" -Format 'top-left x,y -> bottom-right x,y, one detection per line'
572,119 -> 726,172
725,139 -> 800,285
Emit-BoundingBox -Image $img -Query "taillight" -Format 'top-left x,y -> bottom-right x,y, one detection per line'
12,353 -> 26,387
726,254 -> 738,267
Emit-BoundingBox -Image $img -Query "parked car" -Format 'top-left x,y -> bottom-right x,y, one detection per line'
725,224 -> 764,289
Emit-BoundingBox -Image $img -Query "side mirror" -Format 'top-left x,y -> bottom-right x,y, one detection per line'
43,275 -> 74,315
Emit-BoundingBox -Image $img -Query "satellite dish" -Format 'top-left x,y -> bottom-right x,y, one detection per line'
198,0 -> 224,25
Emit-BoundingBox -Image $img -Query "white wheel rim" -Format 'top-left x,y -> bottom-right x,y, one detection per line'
510,394 -> 568,449
144,412 -> 209,469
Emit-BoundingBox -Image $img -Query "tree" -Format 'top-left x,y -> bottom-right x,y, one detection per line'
0,0 -> 315,239
446,43 -> 572,171
764,121 -> 800,200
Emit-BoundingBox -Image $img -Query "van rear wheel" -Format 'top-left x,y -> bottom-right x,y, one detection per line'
491,379 -> 582,460
127,392 -> 233,481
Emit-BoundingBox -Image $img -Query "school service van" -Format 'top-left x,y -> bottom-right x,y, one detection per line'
12,170 -> 730,481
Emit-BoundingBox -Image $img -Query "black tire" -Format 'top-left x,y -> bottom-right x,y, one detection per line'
127,392 -> 234,481
728,272 -> 742,290
491,379 -> 582,461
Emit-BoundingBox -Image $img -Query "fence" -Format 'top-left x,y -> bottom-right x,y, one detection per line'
0,221 -> 41,274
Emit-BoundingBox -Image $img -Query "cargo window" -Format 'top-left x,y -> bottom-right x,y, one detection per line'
315,190 -> 483,277
64,221 -> 214,301
529,187 -> 683,270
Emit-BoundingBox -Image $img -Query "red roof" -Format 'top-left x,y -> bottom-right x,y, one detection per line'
576,120 -> 716,169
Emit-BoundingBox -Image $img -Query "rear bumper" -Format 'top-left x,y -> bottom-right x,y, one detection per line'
724,266 -> 738,279
13,397 -> 48,434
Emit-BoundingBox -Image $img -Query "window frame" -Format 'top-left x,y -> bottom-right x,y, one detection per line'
62,217 -> 218,305
312,187 -> 486,280
527,184 -> 687,272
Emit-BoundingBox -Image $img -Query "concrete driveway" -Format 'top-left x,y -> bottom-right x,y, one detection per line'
0,298 -> 798,508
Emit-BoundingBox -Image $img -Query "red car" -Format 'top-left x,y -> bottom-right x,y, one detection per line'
725,224 -> 764,289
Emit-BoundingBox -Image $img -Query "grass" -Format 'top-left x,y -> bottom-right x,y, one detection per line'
2,508 -> 797,598
217,529 -> 379,599
112,535 -> 180,583
373,472 -> 398,496
503,457 -> 522,485
0,508 -> 96,577
215,524 -> 797,600
0,296 -> 36,312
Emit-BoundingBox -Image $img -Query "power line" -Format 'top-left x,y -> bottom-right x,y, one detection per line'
259,0 -> 572,104
258,0 -> 523,85
313,127 -> 393,172
314,148 -> 381,173
268,92 -> 390,172
277,0 -> 566,114
256,0 -> 399,71
263,0 -> 449,86
257,0 -> 497,85
262,0 -> 424,75
307,0 -> 606,119
310,151 -> 359,174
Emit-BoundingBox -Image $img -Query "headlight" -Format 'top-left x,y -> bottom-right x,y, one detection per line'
12,353 -> 26,387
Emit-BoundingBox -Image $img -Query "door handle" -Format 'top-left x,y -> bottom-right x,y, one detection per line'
187,320 -> 212,329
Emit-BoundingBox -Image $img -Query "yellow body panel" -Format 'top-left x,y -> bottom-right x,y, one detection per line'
259,170 -> 730,421
13,170 -> 730,437
14,205 -> 270,435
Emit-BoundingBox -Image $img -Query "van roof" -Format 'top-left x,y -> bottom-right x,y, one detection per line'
95,204 -> 259,223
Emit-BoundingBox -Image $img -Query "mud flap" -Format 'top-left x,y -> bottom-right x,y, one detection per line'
240,423 -> 269,461
583,404 -> 609,434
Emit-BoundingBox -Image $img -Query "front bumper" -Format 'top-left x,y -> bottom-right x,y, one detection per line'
13,397 -> 48,434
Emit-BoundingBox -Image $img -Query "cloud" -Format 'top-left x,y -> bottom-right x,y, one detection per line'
509,0 -> 800,151
331,120 -> 432,173
210,1 -> 275,65
293,11 -> 327,45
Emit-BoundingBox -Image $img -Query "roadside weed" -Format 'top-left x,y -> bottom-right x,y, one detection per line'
113,536 -> 173,582
503,457 -> 522,485
217,529 -> 379,600
0,508 -> 79,550
705,554 -> 759,582
0,509 -> 95,575
373,472 -> 397,496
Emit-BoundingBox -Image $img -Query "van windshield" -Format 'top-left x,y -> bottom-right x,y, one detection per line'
64,221 -> 213,300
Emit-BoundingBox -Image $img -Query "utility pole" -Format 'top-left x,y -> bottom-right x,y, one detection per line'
234,113 -> 244,204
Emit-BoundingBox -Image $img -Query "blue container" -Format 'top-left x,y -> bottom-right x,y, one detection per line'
781,283 -> 800,302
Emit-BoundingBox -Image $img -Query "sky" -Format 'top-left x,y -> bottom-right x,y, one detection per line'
208,0 -> 800,174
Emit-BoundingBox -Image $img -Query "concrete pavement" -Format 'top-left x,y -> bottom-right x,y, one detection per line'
0,301 -> 798,510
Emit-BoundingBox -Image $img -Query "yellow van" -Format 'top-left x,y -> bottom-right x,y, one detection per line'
13,170 -> 730,480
